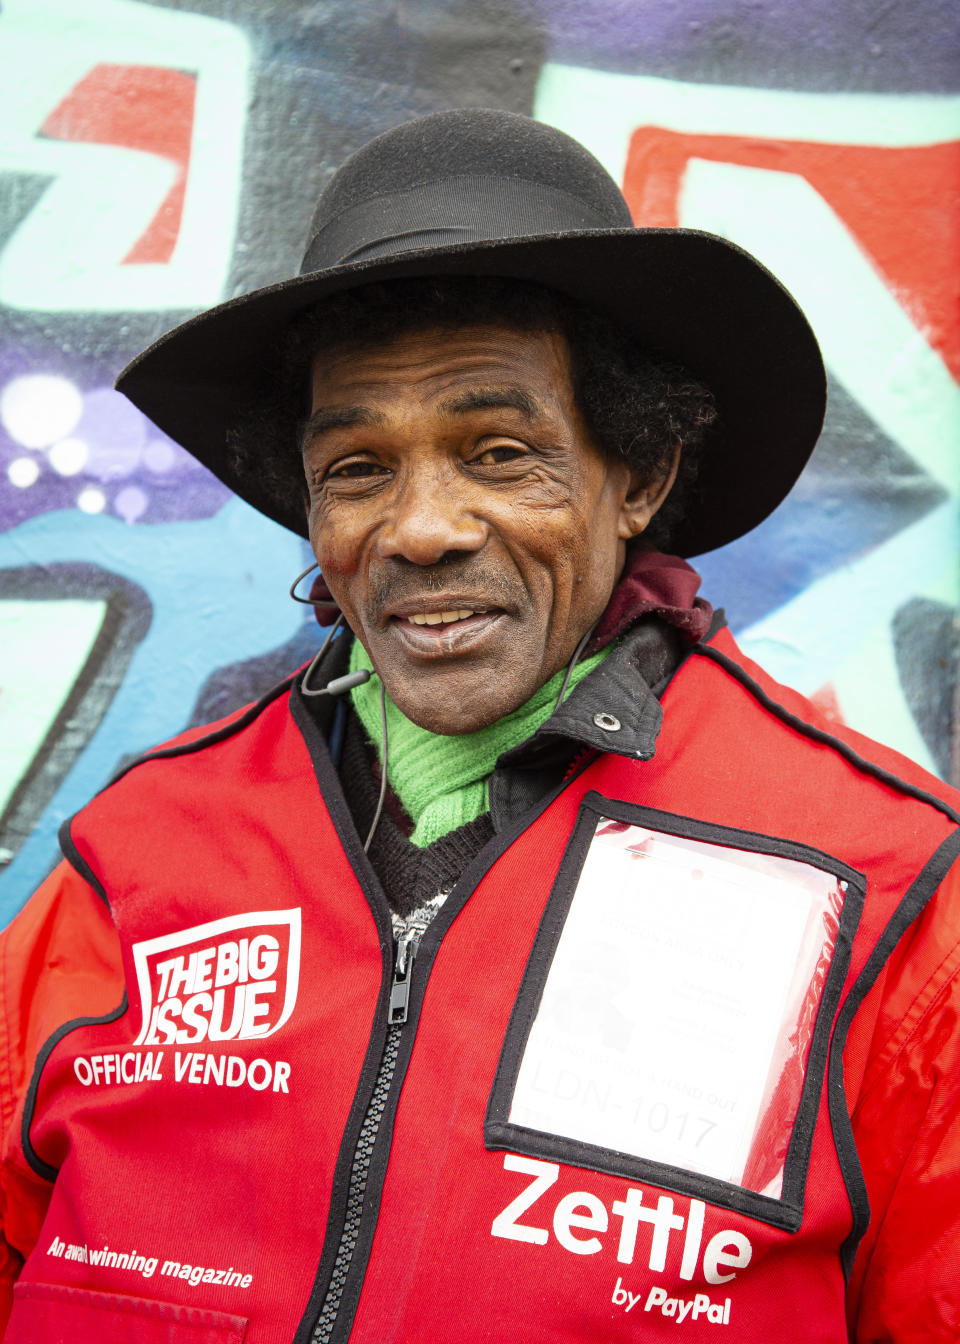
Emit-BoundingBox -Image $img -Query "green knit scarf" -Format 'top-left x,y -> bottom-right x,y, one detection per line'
349,637 -> 610,847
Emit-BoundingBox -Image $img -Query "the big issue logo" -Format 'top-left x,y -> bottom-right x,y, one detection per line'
132,910 -> 301,1045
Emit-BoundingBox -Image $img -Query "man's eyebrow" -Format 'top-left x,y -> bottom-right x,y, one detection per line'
439,387 -> 544,420
300,406 -> 385,448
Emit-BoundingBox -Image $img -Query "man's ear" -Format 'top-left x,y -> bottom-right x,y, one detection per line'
617,442 -> 681,540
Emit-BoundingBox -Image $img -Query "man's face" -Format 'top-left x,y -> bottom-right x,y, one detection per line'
303,324 -> 669,734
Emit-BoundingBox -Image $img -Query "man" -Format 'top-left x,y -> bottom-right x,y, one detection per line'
0,109 -> 957,1342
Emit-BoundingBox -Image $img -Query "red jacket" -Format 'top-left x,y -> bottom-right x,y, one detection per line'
1,629 -> 959,1341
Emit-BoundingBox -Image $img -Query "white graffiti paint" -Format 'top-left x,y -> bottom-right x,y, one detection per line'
0,0 -> 250,311
680,158 -> 959,494
0,598 -> 108,817
535,64 -> 960,178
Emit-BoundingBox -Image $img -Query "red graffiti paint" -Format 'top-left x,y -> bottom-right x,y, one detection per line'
623,128 -> 960,379
40,64 -> 197,266
810,683 -> 846,726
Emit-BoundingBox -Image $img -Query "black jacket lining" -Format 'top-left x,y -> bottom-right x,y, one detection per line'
57,817 -> 109,908
485,794 -> 865,1232
22,995 -> 129,1182
833,827 -> 960,1279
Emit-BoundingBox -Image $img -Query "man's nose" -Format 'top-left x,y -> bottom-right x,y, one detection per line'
375,468 -> 487,565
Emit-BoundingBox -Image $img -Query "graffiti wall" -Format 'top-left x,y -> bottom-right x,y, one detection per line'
1,0 -> 957,917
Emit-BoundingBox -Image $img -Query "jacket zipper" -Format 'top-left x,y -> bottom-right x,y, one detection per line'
310,894 -> 447,1343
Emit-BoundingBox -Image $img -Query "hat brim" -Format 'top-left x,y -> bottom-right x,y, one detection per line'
116,228 -> 826,557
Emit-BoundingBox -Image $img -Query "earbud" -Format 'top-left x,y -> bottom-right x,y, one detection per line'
301,656 -> 373,698
323,669 -> 372,696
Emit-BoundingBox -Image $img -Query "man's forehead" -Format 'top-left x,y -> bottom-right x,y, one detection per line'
306,321 -> 574,410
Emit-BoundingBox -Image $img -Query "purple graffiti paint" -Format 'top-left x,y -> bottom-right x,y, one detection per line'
0,367 -> 232,530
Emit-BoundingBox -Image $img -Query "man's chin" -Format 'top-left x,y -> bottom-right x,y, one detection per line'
388,694 -> 510,737
381,672 -> 536,737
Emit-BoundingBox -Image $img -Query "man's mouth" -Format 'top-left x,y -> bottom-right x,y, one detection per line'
386,602 -> 506,655
406,608 -> 485,627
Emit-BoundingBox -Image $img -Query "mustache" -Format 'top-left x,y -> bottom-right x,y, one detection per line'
369,558 -> 523,613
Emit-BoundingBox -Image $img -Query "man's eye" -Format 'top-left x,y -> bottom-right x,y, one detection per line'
327,460 -> 385,479
475,444 -> 525,466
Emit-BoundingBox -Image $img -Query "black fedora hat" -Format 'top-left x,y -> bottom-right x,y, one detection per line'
116,108 -> 826,557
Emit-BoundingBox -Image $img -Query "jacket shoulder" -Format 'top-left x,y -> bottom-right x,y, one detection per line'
696,627 -> 960,817
124,670 -> 300,770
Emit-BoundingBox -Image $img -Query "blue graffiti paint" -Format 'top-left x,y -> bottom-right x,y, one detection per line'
0,496 -> 308,916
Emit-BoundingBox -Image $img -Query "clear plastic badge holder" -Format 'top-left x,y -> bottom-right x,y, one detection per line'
508,819 -> 844,1198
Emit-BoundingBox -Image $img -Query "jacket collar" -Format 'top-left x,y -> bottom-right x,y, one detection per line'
498,616 -> 683,769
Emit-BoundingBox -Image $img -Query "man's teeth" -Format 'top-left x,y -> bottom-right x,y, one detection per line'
408,609 -> 477,626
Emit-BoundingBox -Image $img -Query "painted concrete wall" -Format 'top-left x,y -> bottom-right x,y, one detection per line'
1,0 -> 957,918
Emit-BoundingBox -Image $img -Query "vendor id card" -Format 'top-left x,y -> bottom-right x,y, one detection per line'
508,820 -> 844,1191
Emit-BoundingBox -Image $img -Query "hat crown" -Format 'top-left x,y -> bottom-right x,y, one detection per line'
300,109 -> 634,275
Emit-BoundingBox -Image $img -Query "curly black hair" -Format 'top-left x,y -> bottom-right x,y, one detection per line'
229,276 -> 718,550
